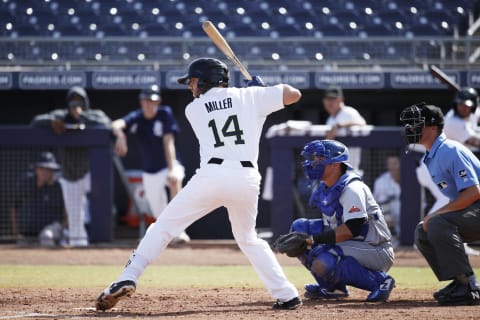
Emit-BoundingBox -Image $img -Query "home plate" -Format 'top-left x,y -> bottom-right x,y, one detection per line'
72,307 -> 97,311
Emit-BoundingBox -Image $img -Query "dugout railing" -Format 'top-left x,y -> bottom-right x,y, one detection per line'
0,126 -> 113,243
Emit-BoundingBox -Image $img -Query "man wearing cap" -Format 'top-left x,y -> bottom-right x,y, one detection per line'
400,102 -> 480,306
112,85 -> 189,244
31,86 -> 111,247
323,85 -> 366,171
10,152 -> 66,246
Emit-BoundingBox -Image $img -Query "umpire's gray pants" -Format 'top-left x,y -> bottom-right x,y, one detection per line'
415,200 -> 480,281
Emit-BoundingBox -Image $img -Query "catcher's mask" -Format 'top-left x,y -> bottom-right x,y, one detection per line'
177,58 -> 229,94
301,139 -> 352,181
399,102 -> 444,147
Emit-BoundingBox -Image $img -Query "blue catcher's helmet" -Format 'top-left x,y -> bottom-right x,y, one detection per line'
301,140 -> 351,181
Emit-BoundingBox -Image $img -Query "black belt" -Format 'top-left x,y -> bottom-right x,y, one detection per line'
208,157 -> 254,168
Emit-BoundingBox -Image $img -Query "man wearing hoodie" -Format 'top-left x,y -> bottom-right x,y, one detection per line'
31,86 -> 111,247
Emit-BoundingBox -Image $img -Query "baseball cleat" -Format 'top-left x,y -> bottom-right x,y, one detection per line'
95,280 -> 136,311
366,276 -> 395,302
433,280 -> 458,300
304,284 -> 349,299
436,283 -> 480,306
272,296 -> 302,310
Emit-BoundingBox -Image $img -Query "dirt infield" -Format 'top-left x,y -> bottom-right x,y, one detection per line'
1,243 -> 480,320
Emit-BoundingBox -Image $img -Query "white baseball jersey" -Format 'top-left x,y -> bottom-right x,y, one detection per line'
185,86 -> 284,166
326,105 -> 366,170
444,108 -> 480,151
123,84 -> 299,302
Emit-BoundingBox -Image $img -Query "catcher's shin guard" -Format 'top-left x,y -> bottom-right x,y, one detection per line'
334,256 -> 394,302
95,280 -> 136,311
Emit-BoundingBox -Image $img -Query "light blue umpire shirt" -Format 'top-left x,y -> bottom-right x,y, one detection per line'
423,133 -> 480,200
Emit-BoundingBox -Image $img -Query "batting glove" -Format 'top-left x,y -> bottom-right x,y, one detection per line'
244,75 -> 266,87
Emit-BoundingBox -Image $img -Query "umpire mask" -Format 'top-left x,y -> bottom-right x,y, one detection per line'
399,103 -> 426,145
399,102 -> 444,147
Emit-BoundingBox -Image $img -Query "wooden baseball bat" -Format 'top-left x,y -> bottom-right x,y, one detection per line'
202,21 -> 252,80
428,65 -> 460,91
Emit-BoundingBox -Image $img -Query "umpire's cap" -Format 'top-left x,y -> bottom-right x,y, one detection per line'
420,104 -> 444,126
34,152 -> 60,170
139,85 -> 161,101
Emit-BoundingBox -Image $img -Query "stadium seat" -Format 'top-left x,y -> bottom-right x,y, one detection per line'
362,25 -> 395,37
0,0 -> 475,64
319,24 -> 348,37
408,23 -> 444,36
273,24 -> 301,37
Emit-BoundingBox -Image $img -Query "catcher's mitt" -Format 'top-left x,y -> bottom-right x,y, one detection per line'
273,232 -> 311,257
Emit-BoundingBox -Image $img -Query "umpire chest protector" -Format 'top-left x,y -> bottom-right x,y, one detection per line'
309,172 -> 361,224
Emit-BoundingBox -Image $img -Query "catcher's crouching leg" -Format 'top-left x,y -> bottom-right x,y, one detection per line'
312,252 -> 395,302
305,245 -> 349,299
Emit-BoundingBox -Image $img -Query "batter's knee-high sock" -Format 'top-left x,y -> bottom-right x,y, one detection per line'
334,256 -> 387,292
116,251 -> 149,283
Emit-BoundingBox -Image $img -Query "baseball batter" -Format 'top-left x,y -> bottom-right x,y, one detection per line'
444,87 -> 480,153
96,57 -> 302,311
400,102 -> 480,306
274,140 -> 395,302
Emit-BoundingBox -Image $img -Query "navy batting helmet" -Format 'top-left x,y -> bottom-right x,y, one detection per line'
177,58 -> 229,92
454,87 -> 479,114
301,140 -> 352,181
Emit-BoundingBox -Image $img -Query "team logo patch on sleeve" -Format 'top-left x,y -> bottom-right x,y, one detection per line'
348,206 -> 361,213
458,169 -> 467,178
437,181 -> 448,189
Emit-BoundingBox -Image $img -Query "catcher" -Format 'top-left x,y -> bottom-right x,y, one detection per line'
274,140 -> 395,302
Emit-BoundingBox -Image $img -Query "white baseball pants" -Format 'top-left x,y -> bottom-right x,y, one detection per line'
122,162 -> 299,301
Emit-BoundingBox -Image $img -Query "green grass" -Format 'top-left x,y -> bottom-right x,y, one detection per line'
3,265 -> 478,290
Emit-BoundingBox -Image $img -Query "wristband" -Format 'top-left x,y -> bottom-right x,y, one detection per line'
312,229 -> 336,245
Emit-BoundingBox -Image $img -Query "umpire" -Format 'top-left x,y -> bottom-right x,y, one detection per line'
400,102 -> 480,306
